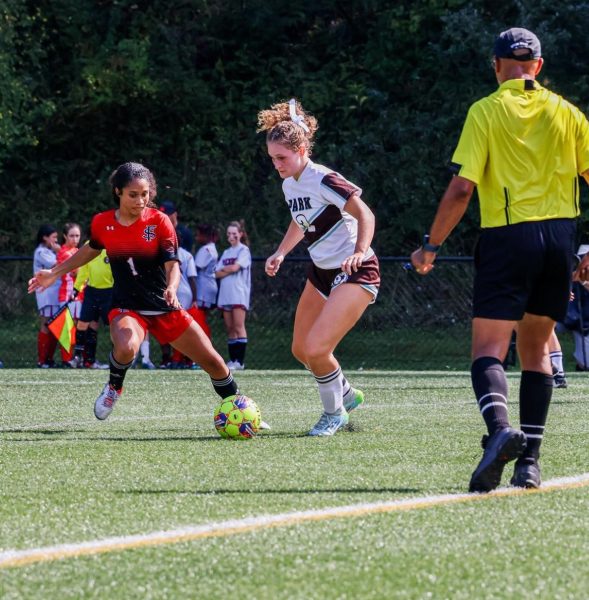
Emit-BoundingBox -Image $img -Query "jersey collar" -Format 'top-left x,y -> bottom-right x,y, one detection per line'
499,78 -> 540,92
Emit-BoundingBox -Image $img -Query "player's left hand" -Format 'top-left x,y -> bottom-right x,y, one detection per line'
164,288 -> 181,309
410,248 -> 435,275
341,252 -> 364,275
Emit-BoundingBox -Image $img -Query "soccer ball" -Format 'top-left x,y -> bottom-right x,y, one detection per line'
214,395 -> 261,440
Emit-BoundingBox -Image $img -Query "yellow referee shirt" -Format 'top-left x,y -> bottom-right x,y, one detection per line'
451,78 -> 589,228
74,248 -> 113,291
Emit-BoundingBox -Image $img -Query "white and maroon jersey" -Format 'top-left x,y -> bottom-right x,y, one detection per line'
215,243 -> 251,309
176,246 -> 197,309
194,242 -> 218,307
33,244 -> 60,309
89,207 -> 178,312
282,160 -> 375,269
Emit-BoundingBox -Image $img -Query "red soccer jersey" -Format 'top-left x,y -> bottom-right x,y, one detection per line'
89,207 -> 178,311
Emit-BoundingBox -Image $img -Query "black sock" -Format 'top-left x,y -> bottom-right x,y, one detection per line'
471,356 -> 510,435
74,329 -> 87,359
211,372 -> 239,399
109,351 -> 134,392
160,343 -> 172,365
85,327 -> 98,363
227,339 -> 238,362
519,370 -> 553,460
233,338 -> 247,365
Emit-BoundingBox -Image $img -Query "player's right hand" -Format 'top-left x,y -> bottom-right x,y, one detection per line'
265,253 -> 284,277
28,270 -> 58,293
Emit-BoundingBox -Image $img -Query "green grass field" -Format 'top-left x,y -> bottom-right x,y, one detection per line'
1,369 -> 588,599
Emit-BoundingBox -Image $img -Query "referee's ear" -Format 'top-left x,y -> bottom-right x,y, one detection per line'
534,57 -> 544,76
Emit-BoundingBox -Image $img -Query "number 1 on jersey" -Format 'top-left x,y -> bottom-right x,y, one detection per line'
127,257 -> 138,276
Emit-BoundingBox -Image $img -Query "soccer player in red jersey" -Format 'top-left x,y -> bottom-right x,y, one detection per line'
29,162 -> 243,420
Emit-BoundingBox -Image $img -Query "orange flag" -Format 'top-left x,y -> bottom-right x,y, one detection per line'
47,304 -> 76,353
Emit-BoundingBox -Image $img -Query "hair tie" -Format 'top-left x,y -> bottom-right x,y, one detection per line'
289,99 -> 310,133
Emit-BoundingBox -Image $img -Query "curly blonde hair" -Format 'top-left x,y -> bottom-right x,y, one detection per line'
256,99 -> 318,154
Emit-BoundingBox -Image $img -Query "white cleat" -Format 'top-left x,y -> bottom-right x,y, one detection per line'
94,383 -> 121,420
89,360 -> 109,370
308,411 -> 349,436
259,420 -> 271,430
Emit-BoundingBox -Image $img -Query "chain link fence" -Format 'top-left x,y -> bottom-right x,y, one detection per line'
0,256 -> 476,369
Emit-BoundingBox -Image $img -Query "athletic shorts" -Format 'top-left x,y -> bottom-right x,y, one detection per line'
307,254 -> 380,302
80,287 -> 113,325
38,305 -> 60,318
108,308 -> 193,345
473,218 -> 576,321
218,304 -> 248,312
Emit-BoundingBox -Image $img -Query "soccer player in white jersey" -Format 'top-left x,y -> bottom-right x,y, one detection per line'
258,99 -> 380,436
215,221 -> 252,370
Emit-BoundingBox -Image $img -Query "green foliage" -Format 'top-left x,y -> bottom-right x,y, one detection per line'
1,0 -> 589,255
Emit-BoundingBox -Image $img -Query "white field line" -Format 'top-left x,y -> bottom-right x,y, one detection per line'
1,473 -> 588,570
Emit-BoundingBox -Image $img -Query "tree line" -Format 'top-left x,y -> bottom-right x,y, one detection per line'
2,0 -> 589,256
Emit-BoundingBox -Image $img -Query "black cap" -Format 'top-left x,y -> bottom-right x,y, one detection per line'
159,200 -> 177,215
494,27 -> 541,61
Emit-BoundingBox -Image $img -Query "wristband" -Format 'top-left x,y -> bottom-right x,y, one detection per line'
422,234 -> 441,253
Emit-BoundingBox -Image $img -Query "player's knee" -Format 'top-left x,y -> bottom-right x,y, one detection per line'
291,341 -> 307,365
304,339 -> 329,363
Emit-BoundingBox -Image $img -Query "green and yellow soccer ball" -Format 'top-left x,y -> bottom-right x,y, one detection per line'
214,395 -> 261,440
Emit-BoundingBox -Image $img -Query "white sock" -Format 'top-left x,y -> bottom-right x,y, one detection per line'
140,340 -> 150,361
313,367 -> 344,414
341,373 -> 354,403
550,351 -> 564,374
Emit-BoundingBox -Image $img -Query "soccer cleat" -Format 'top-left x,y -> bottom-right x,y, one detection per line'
344,388 -> 364,413
68,356 -> 83,369
94,383 -> 121,420
308,410 -> 349,437
229,361 -> 245,371
552,366 -> 567,389
510,457 -> 541,489
141,358 -> 156,370
469,427 -> 527,493
259,420 -> 271,430
88,360 -> 109,370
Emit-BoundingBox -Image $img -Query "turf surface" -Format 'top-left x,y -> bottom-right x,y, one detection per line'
1,369 -> 588,598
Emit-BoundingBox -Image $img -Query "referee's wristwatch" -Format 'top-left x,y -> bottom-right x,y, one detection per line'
422,234 -> 441,253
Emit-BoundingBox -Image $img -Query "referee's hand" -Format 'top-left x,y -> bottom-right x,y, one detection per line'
410,248 -> 435,275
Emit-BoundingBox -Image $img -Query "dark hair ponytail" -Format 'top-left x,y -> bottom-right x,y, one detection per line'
197,223 -> 219,244
108,162 -> 157,206
36,224 -> 57,246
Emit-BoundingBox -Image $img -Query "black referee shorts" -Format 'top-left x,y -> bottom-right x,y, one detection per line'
473,218 -> 576,322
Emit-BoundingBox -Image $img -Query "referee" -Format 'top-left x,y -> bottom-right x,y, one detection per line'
411,27 -> 589,492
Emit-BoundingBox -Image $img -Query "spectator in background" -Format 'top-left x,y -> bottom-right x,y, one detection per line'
33,224 -> 61,368
57,222 -> 82,364
69,246 -> 113,369
159,200 -> 194,252
215,221 -> 251,370
558,244 -> 589,371
194,223 -> 219,334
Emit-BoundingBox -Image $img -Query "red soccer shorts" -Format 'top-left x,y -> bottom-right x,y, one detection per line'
108,308 -> 193,344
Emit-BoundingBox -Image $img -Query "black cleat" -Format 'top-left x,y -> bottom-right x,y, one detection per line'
552,365 -> 567,388
469,427 -> 527,493
510,457 -> 541,489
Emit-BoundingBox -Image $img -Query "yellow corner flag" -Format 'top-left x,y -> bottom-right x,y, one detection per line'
47,304 -> 76,353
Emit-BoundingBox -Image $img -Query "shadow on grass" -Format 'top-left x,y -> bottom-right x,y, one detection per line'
116,486 -> 422,495
0,431 -> 324,442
